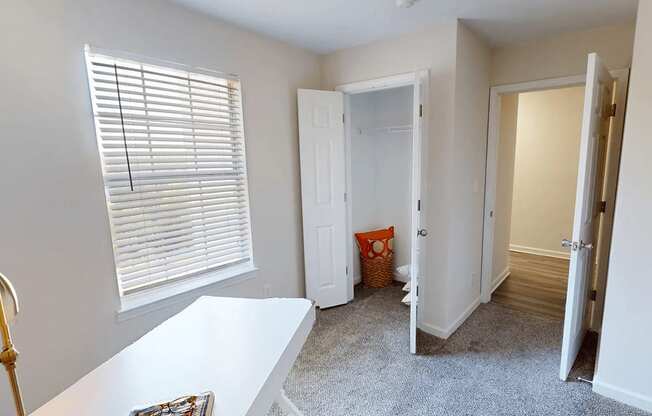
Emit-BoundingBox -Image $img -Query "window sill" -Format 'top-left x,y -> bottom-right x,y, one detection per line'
116,263 -> 258,322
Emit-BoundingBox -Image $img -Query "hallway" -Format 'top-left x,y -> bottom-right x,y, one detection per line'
493,251 -> 570,320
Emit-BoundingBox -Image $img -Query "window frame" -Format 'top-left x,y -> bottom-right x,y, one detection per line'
84,45 -> 256,314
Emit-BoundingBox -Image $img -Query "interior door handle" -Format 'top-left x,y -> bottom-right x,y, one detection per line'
561,239 -> 593,251
418,229 -> 428,237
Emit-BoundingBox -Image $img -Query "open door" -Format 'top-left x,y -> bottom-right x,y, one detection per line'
298,89 -> 348,309
409,71 -> 428,354
559,54 -> 615,380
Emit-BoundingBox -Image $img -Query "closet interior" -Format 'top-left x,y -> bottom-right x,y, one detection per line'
348,85 -> 414,302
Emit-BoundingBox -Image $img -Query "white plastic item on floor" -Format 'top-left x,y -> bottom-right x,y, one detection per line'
402,281 -> 411,292
396,264 -> 410,278
401,292 -> 411,306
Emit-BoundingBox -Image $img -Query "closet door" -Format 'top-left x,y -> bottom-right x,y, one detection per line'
298,89 -> 348,308
409,71 -> 429,354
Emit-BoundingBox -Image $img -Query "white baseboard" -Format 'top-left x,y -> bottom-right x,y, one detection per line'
420,297 -> 481,339
593,379 -> 652,413
510,244 -> 570,260
419,321 -> 448,338
491,267 -> 510,293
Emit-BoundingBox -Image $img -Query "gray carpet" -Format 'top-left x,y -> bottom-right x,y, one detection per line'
269,284 -> 648,415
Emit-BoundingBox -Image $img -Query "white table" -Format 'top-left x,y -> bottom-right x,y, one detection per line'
31,296 -> 315,415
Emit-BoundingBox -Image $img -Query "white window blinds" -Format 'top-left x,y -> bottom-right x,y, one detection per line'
85,48 -> 253,296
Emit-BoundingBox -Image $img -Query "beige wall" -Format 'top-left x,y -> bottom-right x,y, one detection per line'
595,1 -> 652,411
322,22 -> 457,330
491,94 -> 518,283
491,23 -> 636,86
0,0 -> 320,412
447,23 -> 491,325
322,21 -> 491,334
509,87 -> 585,257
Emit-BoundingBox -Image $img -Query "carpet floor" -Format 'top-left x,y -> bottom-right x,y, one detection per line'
269,284 -> 648,415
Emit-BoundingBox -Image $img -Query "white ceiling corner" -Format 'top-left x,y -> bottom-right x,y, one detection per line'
170,0 -> 638,54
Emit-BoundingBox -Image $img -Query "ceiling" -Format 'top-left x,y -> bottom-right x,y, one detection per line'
171,0 -> 638,54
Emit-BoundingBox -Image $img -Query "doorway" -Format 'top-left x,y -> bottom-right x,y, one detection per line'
346,86 -> 414,293
480,58 -> 629,382
298,70 -> 428,354
491,86 -> 585,320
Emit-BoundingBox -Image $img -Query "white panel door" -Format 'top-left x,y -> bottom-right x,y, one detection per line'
298,89 -> 348,309
409,71 -> 428,354
559,53 -> 614,380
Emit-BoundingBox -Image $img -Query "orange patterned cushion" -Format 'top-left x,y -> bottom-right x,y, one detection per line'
355,226 -> 394,259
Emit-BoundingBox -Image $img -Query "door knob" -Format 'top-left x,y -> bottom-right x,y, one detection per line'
579,240 -> 593,250
561,238 -> 578,251
561,239 -> 593,251
418,229 -> 428,237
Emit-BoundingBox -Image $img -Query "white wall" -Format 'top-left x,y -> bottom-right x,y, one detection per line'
322,21 -> 491,335
491,94 -> 518,284
0,0 -> 320,412
322,22 -> 458,330
446,23 -> 491,332
594,1 -> 652,412
491,23 -> 636,86
350,86 -> 414,280
351,93 -> 378,281
509,87 -> 585,257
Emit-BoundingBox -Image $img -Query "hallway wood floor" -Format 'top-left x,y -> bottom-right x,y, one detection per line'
492,251 -> 570,319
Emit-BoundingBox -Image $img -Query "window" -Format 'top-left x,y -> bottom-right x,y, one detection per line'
85,47 -> 253,297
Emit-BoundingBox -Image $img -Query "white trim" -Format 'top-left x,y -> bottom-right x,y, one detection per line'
492,267 -> 511,293
491,74 -> 586,95
593,379 -> 652,413
420,297 -> 481,339
419,321 -> 448,338
480,70 -> 628,304
117,263 -> 258,321
343,93 -> 355,302
337,70 -> 429,355
276,389 -> 305,416
337,70 -> 428,303
509,244 -> 570,260
336,72 -> 418,94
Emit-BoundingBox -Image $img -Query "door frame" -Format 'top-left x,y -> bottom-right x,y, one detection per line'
335,70 -> 429,307
479,69 -> 630,320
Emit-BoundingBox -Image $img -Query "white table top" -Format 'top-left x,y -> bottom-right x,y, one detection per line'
31,296 -> 315,416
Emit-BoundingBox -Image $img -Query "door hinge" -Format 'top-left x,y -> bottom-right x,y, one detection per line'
590,290 -> 597,301
342,113 -> 345,124
419,104 -> 423,118
599,200 -> 607,213
346,266 -> 349,275
608,103 -> 617,118
417,199 -> 421,211
416,286 -> 419,297
344,192 -> 347,202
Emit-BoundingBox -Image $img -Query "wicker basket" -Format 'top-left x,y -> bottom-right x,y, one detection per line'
360,252 -> 394,288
